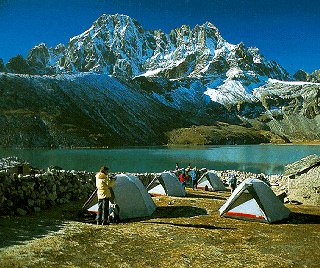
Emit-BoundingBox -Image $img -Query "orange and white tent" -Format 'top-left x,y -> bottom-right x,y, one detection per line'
147,172 -> 186,197
197,171 -> 226,191
219,178 -> 290,223
83,174 -> 156,220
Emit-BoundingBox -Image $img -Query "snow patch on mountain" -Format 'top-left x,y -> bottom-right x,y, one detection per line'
204,79 -> 258,104
268,79 -> 320,86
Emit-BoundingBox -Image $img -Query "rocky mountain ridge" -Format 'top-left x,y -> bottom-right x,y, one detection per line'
0,14 -> 319,147
23,14 -> 289,80
294,69 -> 320,83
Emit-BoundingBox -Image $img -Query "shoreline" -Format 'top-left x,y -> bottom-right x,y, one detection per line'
287,140 -> 320,145
1,140 -> 320,150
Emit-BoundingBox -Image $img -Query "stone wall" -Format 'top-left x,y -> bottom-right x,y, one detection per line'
134,173 -> 161,187
0,169 -> 96,216
0,168 -> 162,216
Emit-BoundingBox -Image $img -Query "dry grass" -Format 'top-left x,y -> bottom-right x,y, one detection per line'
0,189 -> 320,268
166,123 -> 288,145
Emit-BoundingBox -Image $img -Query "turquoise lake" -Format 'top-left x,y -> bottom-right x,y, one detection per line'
0,144 -> 319,175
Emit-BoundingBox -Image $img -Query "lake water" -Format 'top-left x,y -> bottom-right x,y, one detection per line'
0,144 -> 319,175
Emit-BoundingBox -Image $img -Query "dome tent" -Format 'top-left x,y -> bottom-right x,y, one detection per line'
219,178 -> 291,223
83,174 -> 156,220
147,172 -> 186,197
197,171 -> 226,191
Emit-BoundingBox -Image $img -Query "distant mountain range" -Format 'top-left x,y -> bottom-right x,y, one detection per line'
0,14 -> 319,148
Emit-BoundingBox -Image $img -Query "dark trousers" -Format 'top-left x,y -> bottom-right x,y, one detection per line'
97,198 -> 110,224
230,184 -> 236,193
192,180 -> 197,189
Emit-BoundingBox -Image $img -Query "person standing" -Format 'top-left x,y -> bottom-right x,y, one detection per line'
179,168 -> 187,189
96,166 -> 116,225
191,166 -> 199,190
175,163 -> 180,171
185,163 -> 191,181
229,174 -> 237,193
187,163 -> 191,170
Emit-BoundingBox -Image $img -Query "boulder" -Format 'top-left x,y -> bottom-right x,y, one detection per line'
284,154 -> 320,176
284,155 -> 320,206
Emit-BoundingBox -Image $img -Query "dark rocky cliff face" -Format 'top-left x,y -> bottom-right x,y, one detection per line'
293,69 -> 320,83
0,71 -> 246,148
0,73 -> 190,147
1,71 -> 319,148
251,82 -> 320,141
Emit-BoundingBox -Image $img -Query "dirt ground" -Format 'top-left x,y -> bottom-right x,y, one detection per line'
0,188 -> 319,268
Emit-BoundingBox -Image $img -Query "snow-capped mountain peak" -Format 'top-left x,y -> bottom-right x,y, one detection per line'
26,14 -> 289,80
22,14 -> 292,105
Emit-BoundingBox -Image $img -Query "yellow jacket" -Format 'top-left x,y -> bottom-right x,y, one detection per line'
96,172 -> 115,199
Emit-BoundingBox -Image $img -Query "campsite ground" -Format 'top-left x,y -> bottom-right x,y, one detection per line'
0,189 -> 319,268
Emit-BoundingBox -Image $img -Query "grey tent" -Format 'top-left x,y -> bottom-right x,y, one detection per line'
197,171 -> 226,191
83,174 -> 156,220
219,178 -> 291,223
147,172 -> 186,197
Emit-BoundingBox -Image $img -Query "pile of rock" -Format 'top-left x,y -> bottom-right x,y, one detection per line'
133,172 -> 161,187
281,154 -> 320,206
215,169 -> 272,185
0,158 -> 167,216
0,166 -> 96,216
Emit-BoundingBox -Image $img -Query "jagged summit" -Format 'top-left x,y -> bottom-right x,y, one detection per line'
73,13 -> 145,44
23,14 -> 289,85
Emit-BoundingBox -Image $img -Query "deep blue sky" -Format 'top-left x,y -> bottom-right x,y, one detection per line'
0,0 -> 319,73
